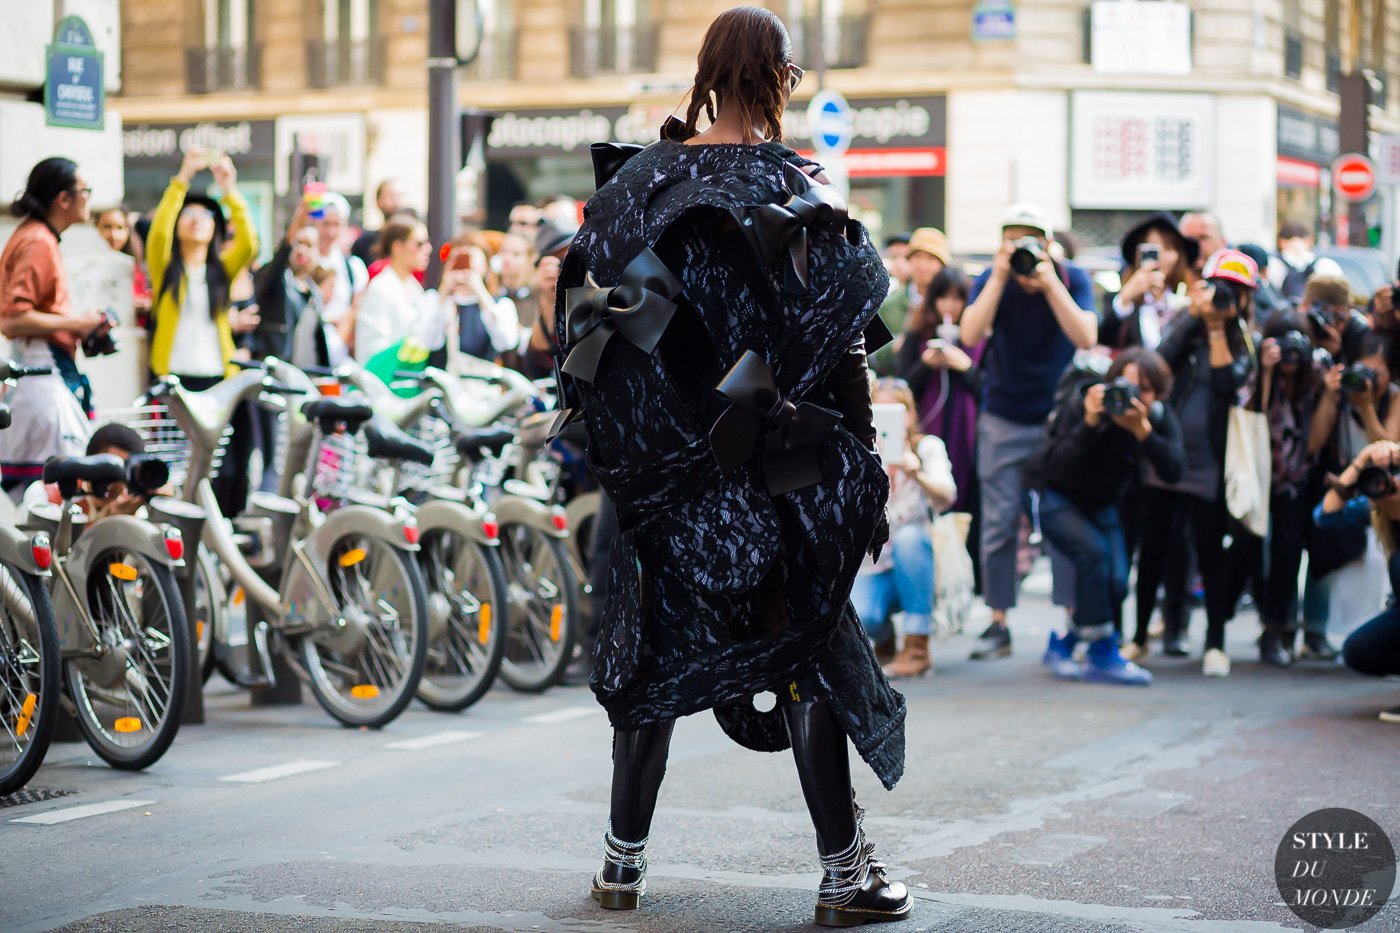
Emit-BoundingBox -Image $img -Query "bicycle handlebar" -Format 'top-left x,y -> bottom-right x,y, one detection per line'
0,361 -> 53,380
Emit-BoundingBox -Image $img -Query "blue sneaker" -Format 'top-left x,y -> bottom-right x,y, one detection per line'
1083,638 -> 1153,686
1042,632 -> 1083,680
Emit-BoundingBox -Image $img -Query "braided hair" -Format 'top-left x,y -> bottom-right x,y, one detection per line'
681,7 -> 793,143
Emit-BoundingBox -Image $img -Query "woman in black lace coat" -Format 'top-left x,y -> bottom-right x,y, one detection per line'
553,7 -> 909,927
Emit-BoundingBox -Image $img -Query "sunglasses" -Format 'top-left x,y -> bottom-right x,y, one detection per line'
786,62 -> 805,93
181,207 -> 214,220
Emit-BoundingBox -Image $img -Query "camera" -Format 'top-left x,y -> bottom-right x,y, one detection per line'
124,454 -> 170,498
1340,363 -> 1376,394
1357,465 -> 1399,499
1009,237 -> 1045,277
80,309 -> 119,358
1306,302 -> 1332,335
1102,377 -> 1140,417
1277,330 -> 1311,366
1209,279 -> 1239,312
1136,243 -> 1161,266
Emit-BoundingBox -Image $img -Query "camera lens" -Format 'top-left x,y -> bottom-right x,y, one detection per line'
1358,465 -> 1397,499
1211,281 -> 1237,311
1010,247 -> 1038,277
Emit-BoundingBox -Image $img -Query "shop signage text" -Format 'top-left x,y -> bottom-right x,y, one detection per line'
1278,106 -> 1340,166
124,121 -> 275,164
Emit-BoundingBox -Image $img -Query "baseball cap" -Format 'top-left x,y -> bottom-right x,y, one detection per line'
907,227 -> 951,266
1202,248 -> 1259,289
1001,203 -> 1053,240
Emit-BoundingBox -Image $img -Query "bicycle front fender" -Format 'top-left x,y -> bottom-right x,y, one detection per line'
54,515 -> 180,651
415,499 -> 498,547
491,495 -> 568,539
279,504 -> 419,631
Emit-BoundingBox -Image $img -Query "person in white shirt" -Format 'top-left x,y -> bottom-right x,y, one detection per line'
353,218 -> 449,372
1271,219 -> 1345,302
314,193 -> 369,327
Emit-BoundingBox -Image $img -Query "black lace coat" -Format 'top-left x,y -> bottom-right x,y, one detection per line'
555,139 -> 906,789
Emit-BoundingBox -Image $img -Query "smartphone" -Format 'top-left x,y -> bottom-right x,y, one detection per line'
925,338 -> 946,351
1137,243 -> 1161,265
871,403 -> 906,468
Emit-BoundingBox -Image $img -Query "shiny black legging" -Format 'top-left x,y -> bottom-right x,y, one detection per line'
1135,486 -> 1231,651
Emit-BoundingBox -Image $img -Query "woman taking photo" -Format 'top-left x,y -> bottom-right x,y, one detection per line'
1102,214 -> 1198,351
0,157 -> 106,498
555,7 -> 909,926
354,217 -> 449,379
440,235 -> 520,364
1130,249 -> 1256,677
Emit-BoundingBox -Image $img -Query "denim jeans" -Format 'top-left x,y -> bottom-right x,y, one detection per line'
1341,607 -> 1400,677
851,523 -> 935,641
1037,487 -> 1129,635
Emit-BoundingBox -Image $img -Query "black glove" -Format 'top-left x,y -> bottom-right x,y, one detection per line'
869,506 -> 890,562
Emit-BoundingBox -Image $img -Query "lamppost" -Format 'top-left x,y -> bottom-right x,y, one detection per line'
427,0 -> 482,279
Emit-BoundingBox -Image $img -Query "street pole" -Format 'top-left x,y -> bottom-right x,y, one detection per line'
1338,0 -> 1370,247
427,0 -> 459,283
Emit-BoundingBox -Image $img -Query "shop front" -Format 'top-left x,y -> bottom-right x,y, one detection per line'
1276,104 -> 1340,244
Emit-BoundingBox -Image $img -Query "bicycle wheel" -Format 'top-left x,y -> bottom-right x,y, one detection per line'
0,565 -> 60,796
193,547 -> 223,685
416,529 -> 508,711
498,524 -> 579,692
300,533 -> 428,728
67,549 -> 189,770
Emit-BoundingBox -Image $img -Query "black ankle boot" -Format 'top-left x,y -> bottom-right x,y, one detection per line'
784,700 -> 911,927
591,721 -> 675,910
1259,627 -> 1293,667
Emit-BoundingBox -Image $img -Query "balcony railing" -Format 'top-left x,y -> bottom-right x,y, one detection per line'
569,25 -> 659,76
307,37 -> 386,88
463,29 -> 518,80
1284,30 -> 1303,80
788,16 -> 870,70
185,44 -> 261,94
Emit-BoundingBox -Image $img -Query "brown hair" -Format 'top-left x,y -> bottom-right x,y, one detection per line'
1107,347 -> 1172,397
375,216 -> 425,260
682,7 -> 793,143
1301,274 -> 1352,310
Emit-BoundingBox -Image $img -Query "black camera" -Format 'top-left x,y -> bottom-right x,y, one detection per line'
1306,302 -> 1332,335
1009,237 -> 1045,277
1277,330 -> 1311,366
81,309 -> 119,358
1209,279 -> 1239,312
1137,243 -> 1161,266
124,454 -> 170,498
1341,363 -> 1376,394
1357,465 -> 1399,499
1102,377 -> 1140,417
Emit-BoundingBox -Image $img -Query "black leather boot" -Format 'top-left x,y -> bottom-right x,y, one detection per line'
784,700 -> 911,927
591,720 -> 675,910
1259,626 -> 1293,668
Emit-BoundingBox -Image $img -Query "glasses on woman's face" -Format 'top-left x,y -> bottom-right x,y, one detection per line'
182,207 -> 214,221
786,62 -> 804,93
73,186 -> 93,199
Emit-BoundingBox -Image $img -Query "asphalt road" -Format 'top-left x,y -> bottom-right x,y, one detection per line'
3,577 -> 1399,933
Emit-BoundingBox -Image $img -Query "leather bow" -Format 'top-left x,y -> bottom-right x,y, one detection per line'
590,142 -> 645,189
728,163 -> 848,295
709,350 -> 841,496
561,247 -> 684,385
547,355 -> 583,442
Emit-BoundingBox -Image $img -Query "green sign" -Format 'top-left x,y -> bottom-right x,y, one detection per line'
45,16 -> 105,130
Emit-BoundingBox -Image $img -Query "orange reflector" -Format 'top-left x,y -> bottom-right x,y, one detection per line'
350,684 -> 379,699
15,693 -> 37,738
478,604 -> 492,644
232,586 -> 246,606
549,604 -> 563,642
338,548 -> 367,568
109,563 -> 138,582
196,621 -> 206,643
114,717 -> 143,733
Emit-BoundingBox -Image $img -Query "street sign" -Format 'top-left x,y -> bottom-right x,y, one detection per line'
1377,135 -> 1400,186
1332,152 -> 1378,202
44,15 -> 104,131
806,90 -> 854,155
972,0 -> 1017,41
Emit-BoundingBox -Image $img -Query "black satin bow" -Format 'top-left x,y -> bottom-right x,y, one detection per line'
561,247 -> 683,385
547,355 -> 583,441
728,163 -> 849,295
709,350 -> 841,496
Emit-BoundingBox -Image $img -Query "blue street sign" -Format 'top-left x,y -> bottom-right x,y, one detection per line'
972,0 -> 1017,41
806,90 -> 853,155
45,16 -> 104,131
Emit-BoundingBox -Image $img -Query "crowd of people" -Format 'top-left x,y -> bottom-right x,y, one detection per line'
3,148 -> 1399,722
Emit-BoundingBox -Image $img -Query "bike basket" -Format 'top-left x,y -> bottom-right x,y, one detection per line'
100,403 -> 229,491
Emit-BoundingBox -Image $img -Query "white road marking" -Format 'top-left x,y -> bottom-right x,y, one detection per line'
384,730 -> 483,751
10,799 -> 156,825
218,759 -> 339,784
523,706 -> 603,725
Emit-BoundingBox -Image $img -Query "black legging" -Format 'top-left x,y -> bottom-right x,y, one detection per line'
1135,485 -> 1231,651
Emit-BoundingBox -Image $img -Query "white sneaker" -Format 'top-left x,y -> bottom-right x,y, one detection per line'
1202,649 -> 1231,677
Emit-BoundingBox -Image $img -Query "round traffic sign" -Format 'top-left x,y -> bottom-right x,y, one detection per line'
1332,153 -> 1378,202
806,90 -> 853,155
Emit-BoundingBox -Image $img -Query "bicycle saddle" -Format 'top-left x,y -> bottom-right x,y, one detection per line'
43,454 -> 125,487
456,426 -> 515,459
364,418 -> 436,467
301,397 -> 374,430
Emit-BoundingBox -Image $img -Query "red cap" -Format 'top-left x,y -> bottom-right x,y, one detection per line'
1202,248 -> 1259,290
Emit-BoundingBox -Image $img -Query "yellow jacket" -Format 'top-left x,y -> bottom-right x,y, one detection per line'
146,176 -> 258,377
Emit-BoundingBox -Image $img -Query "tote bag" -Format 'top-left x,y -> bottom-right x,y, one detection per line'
1224,326 -> 1271,538
930,511 -> 975,639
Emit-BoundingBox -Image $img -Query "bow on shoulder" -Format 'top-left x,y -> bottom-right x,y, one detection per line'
727,162 -> 849,295
709,350 -> 842,496
560,247 -> 684,385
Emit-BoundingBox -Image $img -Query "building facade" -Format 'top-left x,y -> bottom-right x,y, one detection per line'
112,0 -> 1400,257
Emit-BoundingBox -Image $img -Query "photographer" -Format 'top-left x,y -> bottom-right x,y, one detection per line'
1311,331 -> 1400,451
1301,275 -> 1370,367
1033,349 -> 1183,685
1102,213 -> 1198,351
1132,249 -> 1256,677
960,204 -> 1098,660
1244,315 -> 1333,665
1314,440 -> 1400,722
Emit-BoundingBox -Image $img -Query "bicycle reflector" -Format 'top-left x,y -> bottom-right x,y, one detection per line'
114,717 -> 143,733
402,520 -> 420,546
350,684 -> 380,699
29,534 -> 51,570
478,604 -> 492,644
550,507 -> 568,532
481,515 -> 499,540
163,528 -> 184,562
549,604 -> 564,642
109,562 -> 139,582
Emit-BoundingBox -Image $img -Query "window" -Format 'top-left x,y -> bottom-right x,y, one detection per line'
308,0 -> 384,87
465,0 -> 518,80
570,0 -> 657,76
187,0 -> 259,92
1283,0 -> 1302,80
1325,0 -> 1341,91
783,0 -> 869,71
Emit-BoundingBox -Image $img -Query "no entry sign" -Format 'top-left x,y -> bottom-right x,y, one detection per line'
1332,152 -> 1378,203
